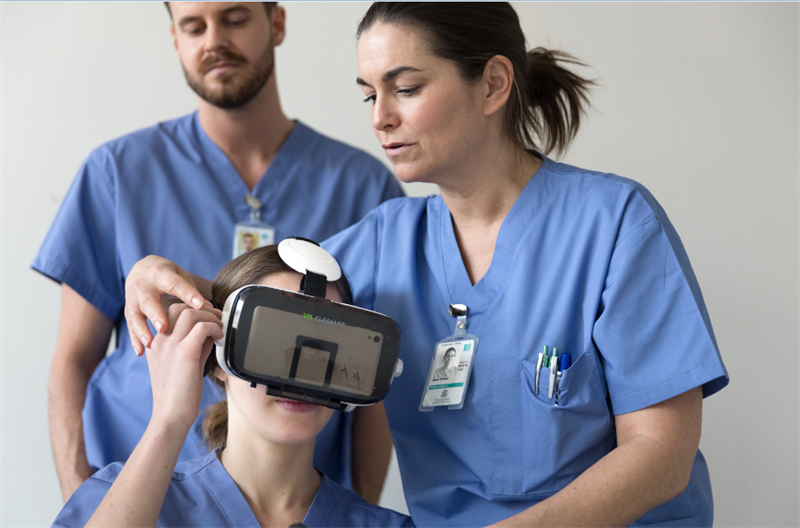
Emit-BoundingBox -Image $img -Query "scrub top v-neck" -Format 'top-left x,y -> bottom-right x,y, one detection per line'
427,161 -> 559,325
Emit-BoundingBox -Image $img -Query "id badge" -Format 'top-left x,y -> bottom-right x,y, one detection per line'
419,304 -> 479,411
233,194 -> 276,258
233,220 -> 275,258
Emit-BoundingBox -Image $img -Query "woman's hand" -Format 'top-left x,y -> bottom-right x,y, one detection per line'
146,303 -> 223,433
85,302 -> 223,528
125,255 -> 211,356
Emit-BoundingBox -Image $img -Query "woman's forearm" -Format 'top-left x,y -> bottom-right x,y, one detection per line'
86,420 -> 190,528
496,435 -> 689,527
491,387 -> 702,528
87,302 -> 221,526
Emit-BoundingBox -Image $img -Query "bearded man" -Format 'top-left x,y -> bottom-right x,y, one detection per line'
33,2 -> 401,506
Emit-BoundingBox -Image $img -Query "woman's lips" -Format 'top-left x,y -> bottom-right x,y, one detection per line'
382,143 -> 413,157
275,398 -> 318,413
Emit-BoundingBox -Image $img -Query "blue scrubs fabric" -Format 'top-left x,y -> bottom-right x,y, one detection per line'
32,113 -> 404,485
53,450 -> 414,528
324,157 -> 728,528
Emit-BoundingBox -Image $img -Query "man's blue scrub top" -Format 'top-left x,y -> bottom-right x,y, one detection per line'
324,157 -> 728,527
32,113 -> 404,487
53,449 -> 414,528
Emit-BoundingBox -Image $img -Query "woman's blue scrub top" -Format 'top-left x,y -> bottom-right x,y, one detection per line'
324,157 -> 728,527
53,449 -> 413,528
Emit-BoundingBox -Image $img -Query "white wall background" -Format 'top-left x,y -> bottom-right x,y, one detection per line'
1,2 -> 797,526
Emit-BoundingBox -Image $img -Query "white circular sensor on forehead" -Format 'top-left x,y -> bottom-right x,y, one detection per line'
278,238 -> 342,281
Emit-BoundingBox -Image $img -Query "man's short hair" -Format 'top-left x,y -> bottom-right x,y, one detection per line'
164,2 -> 278,19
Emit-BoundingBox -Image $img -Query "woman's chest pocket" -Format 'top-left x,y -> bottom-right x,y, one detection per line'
489,350 -> 614,498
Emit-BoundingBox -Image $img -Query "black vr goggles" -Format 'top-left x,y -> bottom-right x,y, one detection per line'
214,238 -> 403,411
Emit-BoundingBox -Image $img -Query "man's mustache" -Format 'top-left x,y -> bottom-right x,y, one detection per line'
200,51 -> 247,74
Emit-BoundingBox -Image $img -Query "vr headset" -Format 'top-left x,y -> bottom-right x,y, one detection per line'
214,237 -> 403,411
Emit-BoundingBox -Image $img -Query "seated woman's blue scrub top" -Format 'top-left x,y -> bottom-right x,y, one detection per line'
53,449 -> 413,528
324,157 -> 729,528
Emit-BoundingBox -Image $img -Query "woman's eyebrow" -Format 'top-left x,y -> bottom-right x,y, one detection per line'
356,66 -> 423,87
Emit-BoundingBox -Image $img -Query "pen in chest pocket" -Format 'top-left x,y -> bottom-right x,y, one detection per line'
534,345 -> 547,395
553,353 -> 572,407
548,348 -> 559,399
534,345 -> 574,403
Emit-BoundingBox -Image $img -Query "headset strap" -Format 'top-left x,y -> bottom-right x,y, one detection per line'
300,270 -> 327,298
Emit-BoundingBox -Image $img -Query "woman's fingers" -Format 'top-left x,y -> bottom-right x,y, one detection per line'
125,256 -> 206,355
169,305 -> 223,342
147,308 -> 222,366
182,322 -> 225,366
160,266 -> 206,311
141,265 -> 203,333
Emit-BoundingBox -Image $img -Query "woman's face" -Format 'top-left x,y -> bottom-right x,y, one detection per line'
357,22 -> 487,186
219,271 -> 337,446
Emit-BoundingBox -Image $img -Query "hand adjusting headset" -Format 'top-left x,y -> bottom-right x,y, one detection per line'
214,237 -> 403,411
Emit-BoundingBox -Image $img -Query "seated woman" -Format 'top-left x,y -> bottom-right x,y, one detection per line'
53,245 -> 412,528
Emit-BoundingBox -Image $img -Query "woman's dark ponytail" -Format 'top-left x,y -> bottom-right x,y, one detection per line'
357,2 -> 595,157
520,48 -> 594,157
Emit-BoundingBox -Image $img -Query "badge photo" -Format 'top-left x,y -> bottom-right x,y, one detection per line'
233,223 -> 276,258
420,339 -> 476,410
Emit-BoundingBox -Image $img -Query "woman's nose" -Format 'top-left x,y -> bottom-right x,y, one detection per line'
372,97 -> 400,132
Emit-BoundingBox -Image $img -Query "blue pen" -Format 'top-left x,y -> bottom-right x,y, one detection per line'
560,353 -> 572,371
554,352 -> 572,407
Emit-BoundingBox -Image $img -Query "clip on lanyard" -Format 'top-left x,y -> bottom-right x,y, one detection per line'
419,304 -> 480,412
233,194 -> 276,258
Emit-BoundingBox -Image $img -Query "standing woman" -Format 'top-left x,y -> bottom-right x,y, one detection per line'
125,3 -> 728,527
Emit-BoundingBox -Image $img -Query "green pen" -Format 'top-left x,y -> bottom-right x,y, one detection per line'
544,346 -> 557,368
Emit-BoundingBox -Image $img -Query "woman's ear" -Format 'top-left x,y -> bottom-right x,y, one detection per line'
482,55 -> 515,117
214,367 -> 228,385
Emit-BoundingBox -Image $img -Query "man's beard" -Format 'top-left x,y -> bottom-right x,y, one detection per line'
183,44 -> 275,109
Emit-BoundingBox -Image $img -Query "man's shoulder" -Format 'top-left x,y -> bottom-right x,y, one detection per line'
292,121 -> 387,172
90,113 -> 197,160
294,121 -> 368,155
